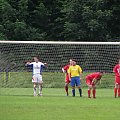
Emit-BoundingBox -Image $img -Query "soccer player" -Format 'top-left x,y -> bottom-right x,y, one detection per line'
26,57 -> 47,96
85,72 -> 103,98
113,59 -> 120,98
68,59 -> 82,97
62,59 -> 72,96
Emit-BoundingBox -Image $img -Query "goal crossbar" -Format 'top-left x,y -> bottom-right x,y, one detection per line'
0,41 -> 120,45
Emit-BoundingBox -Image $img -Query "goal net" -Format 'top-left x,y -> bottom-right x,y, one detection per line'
0,41 -> 120,91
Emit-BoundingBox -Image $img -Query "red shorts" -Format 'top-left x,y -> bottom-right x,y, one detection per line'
115,76 -> 120,85
65,75 -> 70,83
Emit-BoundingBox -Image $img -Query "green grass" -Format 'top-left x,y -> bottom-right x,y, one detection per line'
0,88 -> 119,120
0,72 -> 117,120
0,72 -> 115,88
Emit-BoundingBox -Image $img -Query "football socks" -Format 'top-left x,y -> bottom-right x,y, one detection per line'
88,89 -> 91,98
114,88 -> 117,98
93,89 -> 96,98
79,88 -> 82,97
72,89 -> 75,96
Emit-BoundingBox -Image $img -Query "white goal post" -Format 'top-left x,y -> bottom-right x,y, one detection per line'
0,41 -> 120,89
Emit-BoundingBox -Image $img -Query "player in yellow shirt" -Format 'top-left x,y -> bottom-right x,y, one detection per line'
68,59 -> 82,97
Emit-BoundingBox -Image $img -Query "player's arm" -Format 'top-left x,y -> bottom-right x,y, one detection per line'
79,66 -> 82,80
41,62 -> 48,69
68,67 -> 71,81
80,73 -> 82,80
68,73 -> 71,81
62,68 -> 65,73
44,63 -> 48,67
113,65 -> 118,75
92,77 -> 100,85
25,62 -> 32,66
113,65 -> 116,73
91,78 -> 96,85
62,65 -> 68,73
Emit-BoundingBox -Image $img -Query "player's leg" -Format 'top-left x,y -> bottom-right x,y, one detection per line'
70,77 -> 75,97
76,77 -> 82,97
33,83 -> 37,96
87,85 -> 92,98
65,82 -> 69,96
86,79 -> 92,98
38,74 -> 43,96
115,76 -> 120,97
32,76 -> 37,96
71,86 -> 75,97
65,76 -> 70,96
38,83 -> 43,96
88,88 -> 91,98
92,85 -> 96,98
77,85 -> 82,97
118,84 -> 120,97
114,83 -> 118,98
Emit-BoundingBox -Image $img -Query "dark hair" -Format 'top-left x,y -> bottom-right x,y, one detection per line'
33,56 -> 40,61
72,59 -> 77,62
97,71 -> 104,74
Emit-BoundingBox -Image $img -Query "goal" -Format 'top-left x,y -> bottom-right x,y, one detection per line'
0,41 -> 119,89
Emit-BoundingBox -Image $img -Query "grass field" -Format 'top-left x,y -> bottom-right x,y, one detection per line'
0,88 -> 119,120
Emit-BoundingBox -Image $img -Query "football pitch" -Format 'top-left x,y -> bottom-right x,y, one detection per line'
0,88 -> 119,120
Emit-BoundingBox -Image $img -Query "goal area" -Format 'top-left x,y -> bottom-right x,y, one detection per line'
0,41 -> 119,89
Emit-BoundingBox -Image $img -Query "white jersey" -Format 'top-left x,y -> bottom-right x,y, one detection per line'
28,62 -> 45,75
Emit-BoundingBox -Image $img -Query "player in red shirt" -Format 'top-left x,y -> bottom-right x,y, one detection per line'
62,59 -> 72,96
85,72 -> 103,98
113,59 -> 120,98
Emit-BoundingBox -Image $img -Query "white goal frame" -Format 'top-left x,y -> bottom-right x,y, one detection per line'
0,41 -> 120,45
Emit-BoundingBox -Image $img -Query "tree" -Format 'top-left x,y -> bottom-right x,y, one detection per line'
40,0 -> 65,40
62,0 -> 114,41
0,0 -> 120,41
106,0 -> 120,41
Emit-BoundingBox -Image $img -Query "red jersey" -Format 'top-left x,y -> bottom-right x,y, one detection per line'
113,64 -> 120,77
62,64 -> 70,82
113,64 -> 120,84
86,72 -> 102,81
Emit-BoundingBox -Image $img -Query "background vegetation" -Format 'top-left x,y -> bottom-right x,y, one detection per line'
0,72 -> 115,88
0,0 -> 120,41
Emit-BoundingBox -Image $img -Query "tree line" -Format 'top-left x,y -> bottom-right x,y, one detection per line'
0,0 -> 120,41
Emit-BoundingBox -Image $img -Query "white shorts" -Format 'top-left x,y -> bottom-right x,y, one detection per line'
32,74 -> 43,83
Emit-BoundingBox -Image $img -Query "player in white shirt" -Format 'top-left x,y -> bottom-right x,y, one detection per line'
26,57 -> 47,96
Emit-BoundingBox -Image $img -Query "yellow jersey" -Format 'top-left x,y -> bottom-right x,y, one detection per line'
68,65 -> 82,77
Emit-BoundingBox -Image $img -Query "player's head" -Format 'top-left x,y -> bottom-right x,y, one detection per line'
69,59 -> 73,65
100,72 -> 104,75
33,56 -> 39,63
97,72 -> 103,80
72,59 -> 76,66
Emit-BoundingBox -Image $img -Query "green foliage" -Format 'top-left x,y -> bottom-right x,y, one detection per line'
62,0 -> 115,41
0,0 -> 120,41
0,32 -> 7,40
